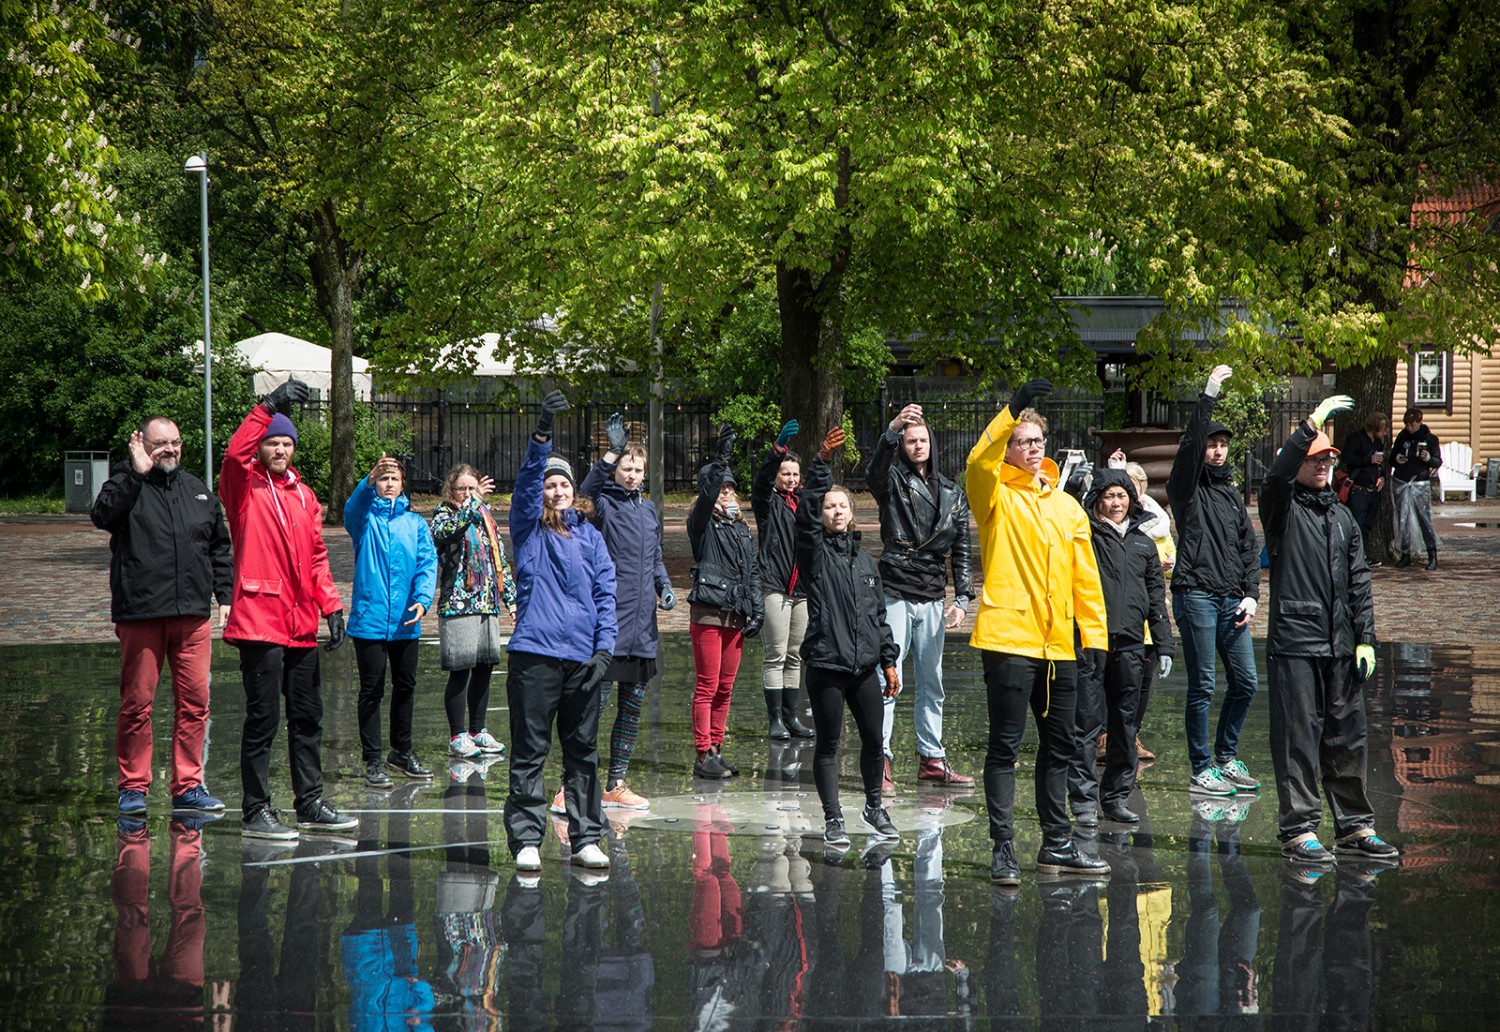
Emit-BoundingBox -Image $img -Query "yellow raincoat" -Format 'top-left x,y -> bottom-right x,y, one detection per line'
965,406 -> 1108,658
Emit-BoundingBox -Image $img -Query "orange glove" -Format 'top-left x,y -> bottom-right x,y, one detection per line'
818,427 -> 846,462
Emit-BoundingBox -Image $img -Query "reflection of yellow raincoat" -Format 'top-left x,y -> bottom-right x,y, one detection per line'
966,406 -> 1108,658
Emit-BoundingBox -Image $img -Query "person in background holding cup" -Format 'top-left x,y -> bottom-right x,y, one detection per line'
1388,407 -> 1442,570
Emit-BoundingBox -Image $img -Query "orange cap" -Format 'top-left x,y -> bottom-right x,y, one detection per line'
1307,430 -> 1340,457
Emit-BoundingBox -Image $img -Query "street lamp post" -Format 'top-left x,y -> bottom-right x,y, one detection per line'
183,153 -> 213,490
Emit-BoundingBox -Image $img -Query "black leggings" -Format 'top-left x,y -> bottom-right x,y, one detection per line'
352,637 -> 420,761
444,664 -> 494,737
806,665 -> 885,819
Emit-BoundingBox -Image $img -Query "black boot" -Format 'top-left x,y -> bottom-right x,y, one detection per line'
764,690 -> 790,740
782,687 -> 816,739
1425,550 -> 1438,571
1395,552 -> 1412,568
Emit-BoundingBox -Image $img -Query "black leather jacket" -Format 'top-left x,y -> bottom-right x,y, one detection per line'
867,427 -> 973,606
1259,422 -> 1375,657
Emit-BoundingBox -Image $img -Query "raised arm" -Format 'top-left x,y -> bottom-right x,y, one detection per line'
580,456 -> 612,503
343,477 -> 375,545
967,381 -> 1050,524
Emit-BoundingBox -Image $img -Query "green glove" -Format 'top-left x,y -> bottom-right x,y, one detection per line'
1355,643 -> 1376,682
1311,394 -> 1355,427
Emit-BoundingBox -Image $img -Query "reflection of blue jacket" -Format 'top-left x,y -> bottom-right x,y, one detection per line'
341,925 -> 435,1032
344,480 -> 438,641
508,437 -> 618,662
582,458 -> 669,659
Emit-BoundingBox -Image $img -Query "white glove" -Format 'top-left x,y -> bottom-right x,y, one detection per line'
1236,596 -> 1257,619
1158,654 -> 1173,679
1205,364 -> 1232,398
1310,394 -> 1355,427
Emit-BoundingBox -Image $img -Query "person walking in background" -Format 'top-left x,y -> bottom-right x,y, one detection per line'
220,379 -> 355,839
1339,412 -> 1388,549
686,424 -> 764,780
575,412 -> 676,811
1123,456 -> 1174,764
431,463 -> 517,763
344,453 -> 438,789
795,427 -> 902,849
966,379 -> 1110,886
1260,396 -> 1397,866
504,390 -> 618,874
751,419 -> 815,742
1067,468 -> 1173,827
1166,364 -> 1262,800
868,403 -> 974,791
92,414 -> 233,817
1388,407 -> 1442,570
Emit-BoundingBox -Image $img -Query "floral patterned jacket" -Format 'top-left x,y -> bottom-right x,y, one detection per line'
430,495 -> 517,618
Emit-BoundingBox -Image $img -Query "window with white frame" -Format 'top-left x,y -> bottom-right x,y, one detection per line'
1411,349 -> 1450,407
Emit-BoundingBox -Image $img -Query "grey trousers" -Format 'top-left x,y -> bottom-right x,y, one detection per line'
760,592 -> 807,691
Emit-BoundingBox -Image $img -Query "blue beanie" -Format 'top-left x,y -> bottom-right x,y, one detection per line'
262,412 -> 299,446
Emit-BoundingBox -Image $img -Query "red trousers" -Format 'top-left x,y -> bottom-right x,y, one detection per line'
115,617 -> 212,794
690,622 -> 743,752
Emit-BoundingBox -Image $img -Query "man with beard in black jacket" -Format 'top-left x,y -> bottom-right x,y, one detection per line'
868,403 -> 974,790
92,415 -> 233,818
1259,395 -> 1397,866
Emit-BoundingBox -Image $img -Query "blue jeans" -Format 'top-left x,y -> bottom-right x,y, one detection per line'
1174,591 -> 1259,775
881,596 -> 948,758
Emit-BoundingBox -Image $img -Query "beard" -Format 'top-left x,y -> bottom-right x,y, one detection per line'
155,456 -> 180,473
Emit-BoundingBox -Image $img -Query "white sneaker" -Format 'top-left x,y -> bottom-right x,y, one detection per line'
571,842 -> 611,869
448,732 -> 481,758
471,728 -> 505,754
515,845 -> 542,871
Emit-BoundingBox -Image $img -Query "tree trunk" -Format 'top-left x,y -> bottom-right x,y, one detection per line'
1336,355 -> 1399,563
307,201 -> 362,521
777,262 -> 847,480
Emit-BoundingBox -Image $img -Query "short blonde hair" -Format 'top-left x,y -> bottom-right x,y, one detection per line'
1007,410 -> 1048,446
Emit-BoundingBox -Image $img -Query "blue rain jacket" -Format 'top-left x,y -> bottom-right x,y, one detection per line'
344,479 -> 438,641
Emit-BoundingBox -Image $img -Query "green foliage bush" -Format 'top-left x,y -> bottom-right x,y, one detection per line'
291,402 -> 414,506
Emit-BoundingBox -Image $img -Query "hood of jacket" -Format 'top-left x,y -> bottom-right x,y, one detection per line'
895,424 -> 944,482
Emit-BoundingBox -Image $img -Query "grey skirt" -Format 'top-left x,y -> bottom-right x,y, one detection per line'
439,614 -> 504,671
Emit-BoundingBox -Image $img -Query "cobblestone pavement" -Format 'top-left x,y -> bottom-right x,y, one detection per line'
4,496 -> 1498,645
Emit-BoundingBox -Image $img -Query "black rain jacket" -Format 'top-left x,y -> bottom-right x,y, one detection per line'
1259,422 -> 1376,658
751,444 -> 803,597
91,462 -> 234,623
1082,469 -> 1174,655
795,457 -> 899,675
866,425 -> 973,606
1165,392 -> 1261,601
686,454 -> 763,622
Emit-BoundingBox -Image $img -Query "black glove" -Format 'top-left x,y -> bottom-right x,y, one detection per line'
324,610 -> 346,651
581,648 -> 611,688
742,616 -> 762,638
716,423 -> 736,462
1007,379 -> 1053,417
535,389 -> 569,438
263,378 -> 310,415
606,412 -> 629,454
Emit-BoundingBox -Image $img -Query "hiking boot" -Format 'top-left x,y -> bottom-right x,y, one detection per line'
364,761 -> 394,789
602,783 -> 650,810
515,845 -> 543,871
1282,836 -> 1335,864
917,756 -> 975,786
386,750 -> 433,779
694,751 -> 731,779
471,728 -> 506,754
1337,830 -> 1400,859
242,807 -> 298,841
297,798 -> 358,833
991,842 -> 1020,887
571,842 -> 611,870
1036,842 -> 1112,877
118,790 -> 147,816
448,732 -> 481,758
1189,767 -> 1237,797
861,804 -> 899,841
824,818 -> 851,848
171,785 -> 225,812
1214,758 -> 1261,791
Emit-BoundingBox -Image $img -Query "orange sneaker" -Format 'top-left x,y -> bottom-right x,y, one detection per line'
602,783 -> 650,810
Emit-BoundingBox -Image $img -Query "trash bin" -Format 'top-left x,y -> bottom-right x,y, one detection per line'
1484,459 -> 1500,500
64,451 -> 111,513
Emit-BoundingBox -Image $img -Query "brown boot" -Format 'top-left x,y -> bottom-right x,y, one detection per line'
1135,738 -> 1156,763
882,756 -> 896,795
917,755 -> 975,786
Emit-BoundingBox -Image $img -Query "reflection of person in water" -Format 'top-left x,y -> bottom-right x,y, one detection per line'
1176,804 -> 1261,1022
341,790 -> 433,1030
1035,876 -> 1105,1029
433,763 -> 501,1025
872,826 -> 971,1021
985,887 -> 1023,1020
1274,863 -> 1383,1029
592,824 -> 657,1032
742,830 -> 812,1023
686,801 -> 754,1030
107,817 -> 211,1029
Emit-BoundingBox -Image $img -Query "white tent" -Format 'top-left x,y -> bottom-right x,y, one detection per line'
232,332 -> 372,400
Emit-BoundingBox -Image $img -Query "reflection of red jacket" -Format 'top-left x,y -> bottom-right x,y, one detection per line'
219,405 -> 340,647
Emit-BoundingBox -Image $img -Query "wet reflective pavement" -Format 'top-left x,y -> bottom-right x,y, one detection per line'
1,637 -> 1498,1028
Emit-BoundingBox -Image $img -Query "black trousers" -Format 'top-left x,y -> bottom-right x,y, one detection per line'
1068,647 -> 1145,813
237,641 -> 324,815
981,651 -> 1078,848
1267,654 -> 1375,842
351,637 -> 420,762
805,665 -> 885,819
503,650 -> 604,853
